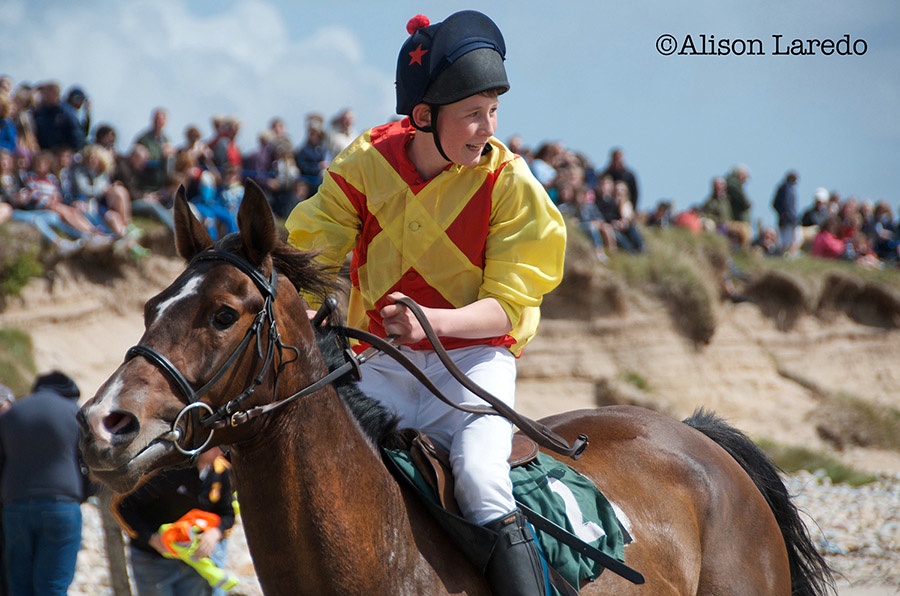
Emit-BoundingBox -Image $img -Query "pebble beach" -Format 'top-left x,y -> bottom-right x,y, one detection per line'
69,470 -> 900,595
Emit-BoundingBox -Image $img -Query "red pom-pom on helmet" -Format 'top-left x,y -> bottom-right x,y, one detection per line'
406,14 -> 430,35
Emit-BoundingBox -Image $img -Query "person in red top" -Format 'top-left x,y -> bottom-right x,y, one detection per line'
287,11 -> 565,595
208,115 -> 242,174
810,216 -> 847,259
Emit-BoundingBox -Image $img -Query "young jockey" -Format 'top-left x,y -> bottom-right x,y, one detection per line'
286,11 -> 566,595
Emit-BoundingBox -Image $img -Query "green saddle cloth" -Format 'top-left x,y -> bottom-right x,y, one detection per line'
385,449 -> 626,591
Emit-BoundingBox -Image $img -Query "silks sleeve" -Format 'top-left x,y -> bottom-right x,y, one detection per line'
285,169 -> 362,310
480,157 -> 567,355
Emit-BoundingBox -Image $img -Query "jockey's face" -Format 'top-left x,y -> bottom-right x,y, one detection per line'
433,93 -> 499,168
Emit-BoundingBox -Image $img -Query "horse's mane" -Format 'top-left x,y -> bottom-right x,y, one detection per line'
271,243 -> 345,307
314,325 -> 400,446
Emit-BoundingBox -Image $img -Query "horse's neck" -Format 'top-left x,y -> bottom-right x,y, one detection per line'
229,388 -> 420,594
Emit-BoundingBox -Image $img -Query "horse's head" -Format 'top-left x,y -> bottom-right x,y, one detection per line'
78,179 -> 333,493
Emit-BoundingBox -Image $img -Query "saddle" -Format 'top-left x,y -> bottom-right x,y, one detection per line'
388,428 -> 636,595
403,428 -> 539,517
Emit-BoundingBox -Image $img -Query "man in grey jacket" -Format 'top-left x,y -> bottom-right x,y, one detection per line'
0,371 -> 85,596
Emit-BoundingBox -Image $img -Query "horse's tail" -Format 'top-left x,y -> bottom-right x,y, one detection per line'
683,408 -> 836,596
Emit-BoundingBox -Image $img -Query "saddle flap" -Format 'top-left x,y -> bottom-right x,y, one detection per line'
406,430 -> 539,517
410,431 -> 461,516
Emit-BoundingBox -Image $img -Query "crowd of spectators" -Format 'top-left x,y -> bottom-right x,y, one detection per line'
485,138 -> 899,271
0,76 -> 359,259
1,74 -> 898,271
696,166 -> 899,270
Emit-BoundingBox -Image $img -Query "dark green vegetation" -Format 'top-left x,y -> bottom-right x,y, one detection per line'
0,223 -> 43,301
756,438 -> 878,487
553,223 -> 900,338
0,327 -> 36,396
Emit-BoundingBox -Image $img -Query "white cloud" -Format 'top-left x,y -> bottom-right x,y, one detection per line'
2,0 -> 394,151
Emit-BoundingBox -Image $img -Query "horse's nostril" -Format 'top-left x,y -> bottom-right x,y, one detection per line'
103,411 -> 139,436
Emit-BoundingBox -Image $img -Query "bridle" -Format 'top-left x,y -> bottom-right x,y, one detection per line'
125,247 -> 588,461
124,249 -> 285,456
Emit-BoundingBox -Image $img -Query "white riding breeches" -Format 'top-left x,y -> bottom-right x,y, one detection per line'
358,344 -> 517,526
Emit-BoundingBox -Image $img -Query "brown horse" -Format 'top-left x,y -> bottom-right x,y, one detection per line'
78,181 -> 834,595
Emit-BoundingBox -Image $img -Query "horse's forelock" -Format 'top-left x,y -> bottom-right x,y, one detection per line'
212,233 -> 339,304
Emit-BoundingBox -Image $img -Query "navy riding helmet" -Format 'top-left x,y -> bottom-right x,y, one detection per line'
395,10 -> 510,158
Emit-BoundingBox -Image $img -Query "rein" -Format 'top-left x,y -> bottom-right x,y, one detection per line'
126,248 -> 588,461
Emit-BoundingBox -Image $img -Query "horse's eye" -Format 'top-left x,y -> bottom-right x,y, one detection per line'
213,307 -> 239,330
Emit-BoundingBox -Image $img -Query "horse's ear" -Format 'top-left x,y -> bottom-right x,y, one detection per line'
174,185 -> 214,261
238,178 -> 277,266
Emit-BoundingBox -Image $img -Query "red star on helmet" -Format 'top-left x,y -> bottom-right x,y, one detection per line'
408,44 -> 428,66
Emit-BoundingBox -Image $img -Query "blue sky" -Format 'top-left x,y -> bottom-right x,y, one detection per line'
2,0 -> 898,228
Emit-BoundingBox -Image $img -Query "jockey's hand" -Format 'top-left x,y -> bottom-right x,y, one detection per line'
379,294 -> 511,345
380,292 -> 429,345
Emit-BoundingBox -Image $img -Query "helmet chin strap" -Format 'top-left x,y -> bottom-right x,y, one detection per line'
411,104 -> 493,164
411,105 -> 452,163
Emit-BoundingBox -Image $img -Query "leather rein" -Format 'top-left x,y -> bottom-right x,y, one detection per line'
125,248 -> 588,461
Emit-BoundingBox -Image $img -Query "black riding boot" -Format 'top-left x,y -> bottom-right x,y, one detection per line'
484,509 -> 548,596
